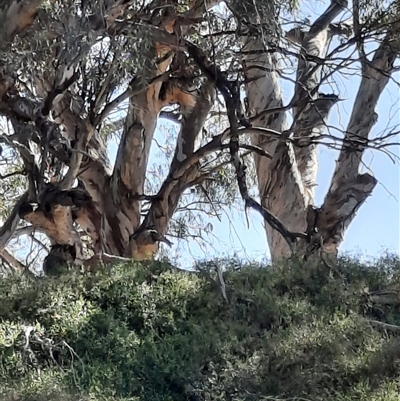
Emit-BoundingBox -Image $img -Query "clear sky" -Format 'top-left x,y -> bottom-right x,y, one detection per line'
107,0 -> 400,266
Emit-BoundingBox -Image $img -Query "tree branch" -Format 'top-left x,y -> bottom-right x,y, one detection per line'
132,80 -> 215,260
291,0 -> 348,202
0,248 -> 25,272
0,191 -> 29,252
315,34 -> 400,255
94,72 -> 171,127
186,41 -> 306,248
60,122 -> 95,190
369,320 -> 400,335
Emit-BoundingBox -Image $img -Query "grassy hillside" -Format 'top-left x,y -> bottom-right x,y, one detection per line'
1,255 -> 400,401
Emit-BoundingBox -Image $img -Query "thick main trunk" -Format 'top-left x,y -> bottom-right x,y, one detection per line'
239,0 -> 344,259
241,0 -> 396,261
243,36 -> 307,260
0,0 -> 220,272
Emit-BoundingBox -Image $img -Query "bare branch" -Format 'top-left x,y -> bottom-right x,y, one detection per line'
0,191 -> 29,252
369,320 -> 400,334
0,248 -> 25,272
186,41 -> 306,248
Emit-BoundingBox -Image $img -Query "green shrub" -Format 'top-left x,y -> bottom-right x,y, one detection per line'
0,255 -> 399,400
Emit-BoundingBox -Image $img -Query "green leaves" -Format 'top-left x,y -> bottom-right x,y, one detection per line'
0,256 -> 400,400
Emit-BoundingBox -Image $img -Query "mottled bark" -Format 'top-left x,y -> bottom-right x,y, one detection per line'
0,0 -> 222,270
110,83 -> 165,244
242,35 -> 306,259
0,0 -> 398,271
291,0 -> 347,201
139,81 -> 215,237
241,0 -> 397,260
314,36 -> 399,255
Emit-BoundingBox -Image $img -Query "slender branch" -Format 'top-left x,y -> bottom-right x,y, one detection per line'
369,320 -> 400,334
352,0 -> 367,69
93,47 -> 123,115
0,169 -> 26,179
0,248 -> 25,272
186,41 -> 306,248
0,191 -> 29,252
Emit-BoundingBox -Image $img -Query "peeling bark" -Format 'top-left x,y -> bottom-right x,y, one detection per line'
239,0 -> 397,260
315,36 -> 399,255
242,35 -> 306,259
128,81 -> 216,259
109,53 -> 174,254
0,0 -> 398,272
291,0 -> 347,201
0,0 -> 219,270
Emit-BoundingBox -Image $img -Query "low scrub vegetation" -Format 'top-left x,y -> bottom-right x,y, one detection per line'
1,255 -> 400,400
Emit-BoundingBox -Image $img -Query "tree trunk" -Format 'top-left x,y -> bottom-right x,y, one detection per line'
241,0 -> 398,260
0,1 -> 216,272
314,36 -> 398,254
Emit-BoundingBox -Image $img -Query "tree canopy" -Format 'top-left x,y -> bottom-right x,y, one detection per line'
0,0 -> 399,273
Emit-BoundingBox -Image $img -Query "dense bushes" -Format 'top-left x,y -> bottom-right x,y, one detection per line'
1,255 -> 400,400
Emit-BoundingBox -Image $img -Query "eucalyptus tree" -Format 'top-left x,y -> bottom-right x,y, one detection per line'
237,0 -> 400,259
0,0 -> 398,273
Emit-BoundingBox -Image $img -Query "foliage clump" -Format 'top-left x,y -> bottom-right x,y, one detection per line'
0,255 -> 400,400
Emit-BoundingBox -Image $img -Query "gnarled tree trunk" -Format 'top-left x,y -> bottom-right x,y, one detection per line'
0,0 -> 217,272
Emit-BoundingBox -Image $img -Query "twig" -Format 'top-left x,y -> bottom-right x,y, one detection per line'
369,320 -> 400,334
0,169 -> 26,179
216,265 -> 228,302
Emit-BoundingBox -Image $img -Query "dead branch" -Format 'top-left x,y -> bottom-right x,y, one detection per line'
0,248 -> 25,272
369,320 -> 400,335
370,290 -> 400,305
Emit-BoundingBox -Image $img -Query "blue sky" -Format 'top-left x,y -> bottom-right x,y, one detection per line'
108,79 -> 399,264
107,1 -> 399,265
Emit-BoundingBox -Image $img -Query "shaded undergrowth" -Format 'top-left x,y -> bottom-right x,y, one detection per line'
1,255 -> 400,400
